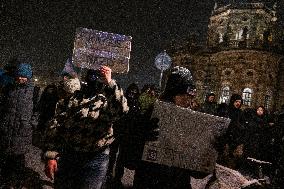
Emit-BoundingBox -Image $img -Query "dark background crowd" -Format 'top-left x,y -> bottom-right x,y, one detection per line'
0,58 -> 284,189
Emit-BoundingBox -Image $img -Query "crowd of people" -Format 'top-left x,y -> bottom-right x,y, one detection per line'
0,57 -> 284,189
200,93 -> 284,183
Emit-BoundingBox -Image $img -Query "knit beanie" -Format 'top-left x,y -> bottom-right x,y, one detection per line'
229,94 -> 243,106
162,66 -> 196,102
16,63 -> 33,79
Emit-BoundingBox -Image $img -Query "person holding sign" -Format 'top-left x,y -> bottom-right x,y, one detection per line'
134,66 -> 197,189
44,66 -> 128,189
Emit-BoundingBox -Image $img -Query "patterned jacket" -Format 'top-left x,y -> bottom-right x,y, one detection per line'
44,80 -> 128,158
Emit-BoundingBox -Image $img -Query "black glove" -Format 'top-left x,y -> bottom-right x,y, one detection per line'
144,117 -> 160,141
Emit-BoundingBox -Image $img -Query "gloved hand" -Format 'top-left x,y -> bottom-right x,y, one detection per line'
45,159 -> 58,180
144,117 -> 160,141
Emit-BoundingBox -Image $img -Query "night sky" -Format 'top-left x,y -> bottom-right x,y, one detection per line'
0,0 -> 283,88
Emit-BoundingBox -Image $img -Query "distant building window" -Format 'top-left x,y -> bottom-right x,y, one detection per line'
242,27 -> 249,40
247,71 -> 253,77
259,34 -> 263,40
236,29 -> 243,40
264,95 -> 271,110
220,86 -> 230,104
268,34 -> 273,42
242,16 -> 249,22
236,28 -> 249,40
225,70 -> 231,76
219,33 -> 223,43
242,88 -> 253,106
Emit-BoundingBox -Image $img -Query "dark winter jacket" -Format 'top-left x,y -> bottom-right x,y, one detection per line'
244,108 -> 270,159
278,111 -> 284,127
199,93 -> 218,115
225,103 -> 247,146
199,101 -> 218,115
0,83 -> 37,155
44,80 -> 128,158
37,84 -> 59,131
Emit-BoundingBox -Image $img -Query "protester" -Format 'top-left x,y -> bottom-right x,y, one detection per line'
199,92 -> 218,115
0,58 -> 20,90
217,102 -> 229,118
274,104 -> 284,186
44,66 -> 128,189
133,66 -> 198,189
219,94 -> 247,170
34,58 -> 81,150
138,84 -> 158,116
0,61 -> 38,188
106,83 -> 141,188
244,106 -> 269,159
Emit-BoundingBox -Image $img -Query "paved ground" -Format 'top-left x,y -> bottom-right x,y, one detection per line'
25,145 -> 54,189
23,147 -> 263,189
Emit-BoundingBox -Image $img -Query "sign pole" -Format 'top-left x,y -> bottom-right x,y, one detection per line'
159,70 -> 163,89
155,50 -> 172,90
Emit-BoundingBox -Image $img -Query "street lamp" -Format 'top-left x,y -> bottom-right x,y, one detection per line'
155,50 -> 172,89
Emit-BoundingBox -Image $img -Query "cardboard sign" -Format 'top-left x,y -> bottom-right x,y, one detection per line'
142,101 -> 230,174
72,28 -> 132,73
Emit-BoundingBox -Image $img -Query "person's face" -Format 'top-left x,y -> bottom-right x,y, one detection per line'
256,107 -> 264,116
127,89 -> 138,99
148,89 -> 156,97
16,76 -> 28,84
46,87 -> 56,94
174,93 -> 194,108
233,100 -> 242,109
187,88 -> 196,97
208,95 -> 215,102
63,75 -> 70,81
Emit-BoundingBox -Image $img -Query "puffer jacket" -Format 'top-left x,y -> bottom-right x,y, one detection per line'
0,83 -> 36,154
44,79 -> 128,158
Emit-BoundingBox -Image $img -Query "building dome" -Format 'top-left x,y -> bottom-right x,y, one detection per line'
170,0 -> 284,110
208,0 -> 280,51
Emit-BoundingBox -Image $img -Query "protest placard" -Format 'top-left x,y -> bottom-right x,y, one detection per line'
72,28 -> 132,73
142,101 -> 230,174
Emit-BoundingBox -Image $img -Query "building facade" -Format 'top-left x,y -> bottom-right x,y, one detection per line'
170,1 -> 284,111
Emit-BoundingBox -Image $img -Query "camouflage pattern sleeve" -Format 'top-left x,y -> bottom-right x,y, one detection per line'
107,79 -> 129,114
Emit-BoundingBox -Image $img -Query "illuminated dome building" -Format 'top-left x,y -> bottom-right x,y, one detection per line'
170,0 -> 284,110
